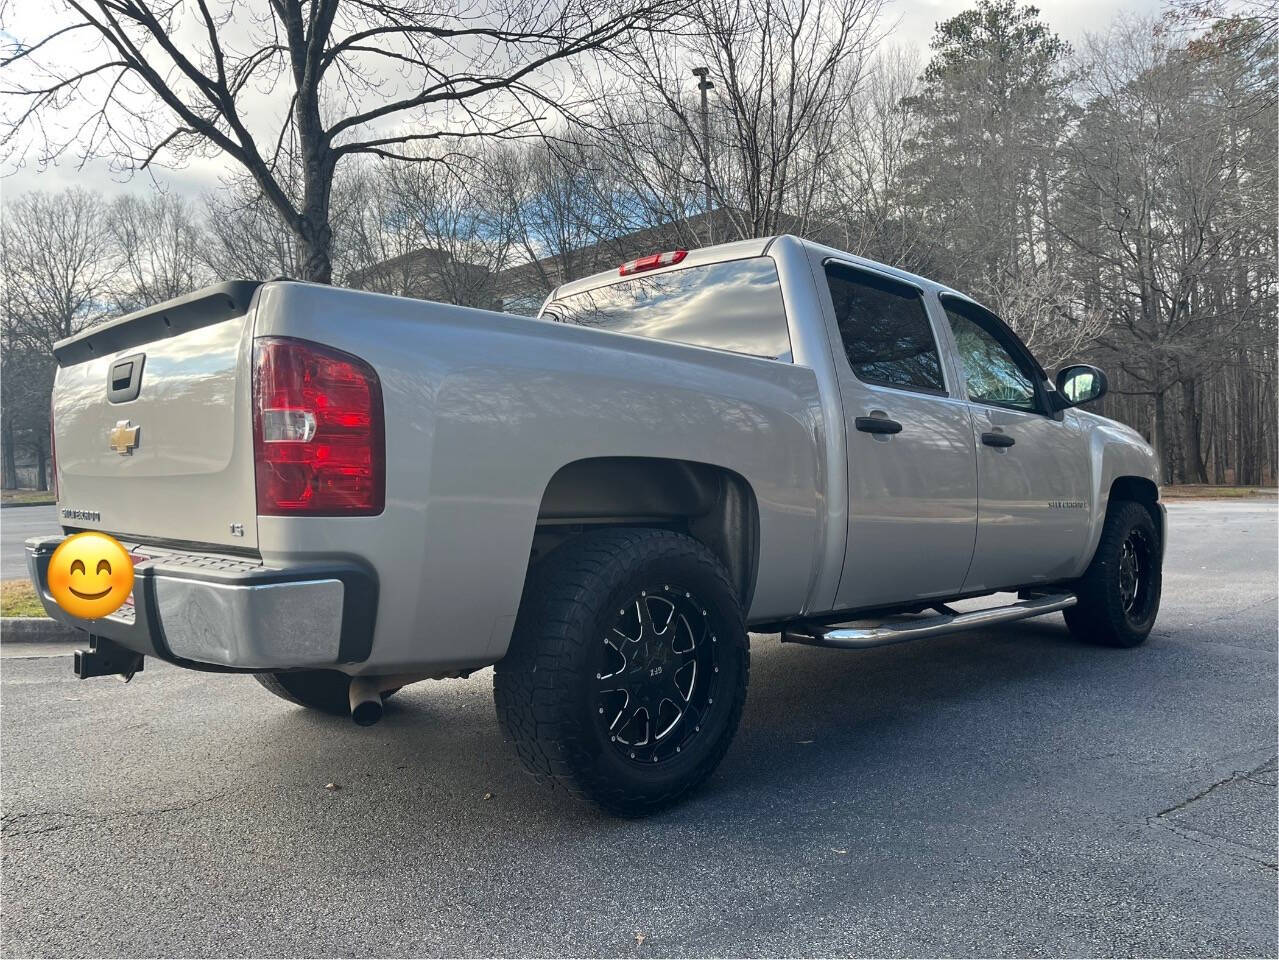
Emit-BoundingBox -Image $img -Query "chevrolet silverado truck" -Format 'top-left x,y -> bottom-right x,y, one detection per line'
27,236 -> 1165,814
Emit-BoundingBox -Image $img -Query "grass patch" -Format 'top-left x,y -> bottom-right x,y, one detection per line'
1,489 -> 55,506
1,579 -> 46,618
1162,485 -> 1276,500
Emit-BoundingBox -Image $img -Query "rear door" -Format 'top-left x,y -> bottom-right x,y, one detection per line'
939,295 -> 1092,590
51,283 -> 261,551
820,261 -> 979,610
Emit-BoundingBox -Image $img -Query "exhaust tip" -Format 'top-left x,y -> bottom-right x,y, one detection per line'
351,698 -> 383,726
348,677 -> 384,726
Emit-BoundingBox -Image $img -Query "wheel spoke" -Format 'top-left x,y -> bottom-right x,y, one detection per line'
600,637 -> 627,680
635,597 -> 656,638
658,599 -> 676,632
670,660 -> 695,703
655,702 -> 681,741
601,689 -> 628,729
639,706 -> 654,745
671,613 -> 698,654
672,644 -> 697,669
617,702 -> 648,744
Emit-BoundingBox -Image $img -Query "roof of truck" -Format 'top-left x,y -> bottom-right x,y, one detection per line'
547,237 -> 773,302
542,235 -> 955,309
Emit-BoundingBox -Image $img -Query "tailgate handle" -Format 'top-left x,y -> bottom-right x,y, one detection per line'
107,353 -> 146,404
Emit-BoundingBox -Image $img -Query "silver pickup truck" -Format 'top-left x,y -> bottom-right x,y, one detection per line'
28,235 -> 1164,814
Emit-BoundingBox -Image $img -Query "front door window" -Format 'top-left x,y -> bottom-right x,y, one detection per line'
942,301 -> 1040,412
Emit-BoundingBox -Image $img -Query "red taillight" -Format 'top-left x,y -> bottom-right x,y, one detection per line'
619,249 -> 687,276
252,337 -> 385,516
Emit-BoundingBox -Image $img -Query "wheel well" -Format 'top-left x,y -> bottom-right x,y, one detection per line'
532,457 -> 761,609
1109,475 -> 1162,533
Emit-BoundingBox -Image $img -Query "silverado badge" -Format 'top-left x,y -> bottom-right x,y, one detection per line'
109,420 -> 141,456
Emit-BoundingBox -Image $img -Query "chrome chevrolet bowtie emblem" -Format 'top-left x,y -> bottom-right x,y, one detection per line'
109,420 -> 140,456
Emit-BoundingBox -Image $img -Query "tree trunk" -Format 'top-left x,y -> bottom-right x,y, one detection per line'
1153,389 -> 1170,485
2,417 -> 17,490
298,150 -> 334,284
1179,378 -> 1208,484
297,214 -> 333,284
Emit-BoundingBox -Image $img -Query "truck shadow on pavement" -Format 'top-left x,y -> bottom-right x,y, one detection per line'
7,612 -> 1275,959
244,615 -> 1146,828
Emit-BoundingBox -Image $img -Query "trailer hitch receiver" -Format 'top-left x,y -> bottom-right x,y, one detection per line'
74,635 -> 145,681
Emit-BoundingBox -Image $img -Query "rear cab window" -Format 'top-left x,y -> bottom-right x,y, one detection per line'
823,262 -> 947,395
541,257 -> 792,361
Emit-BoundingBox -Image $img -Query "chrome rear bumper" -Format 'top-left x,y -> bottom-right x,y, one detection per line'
25,536 -> 377,671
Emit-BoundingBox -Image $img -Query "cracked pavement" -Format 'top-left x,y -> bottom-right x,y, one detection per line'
2,499 -> 1276,957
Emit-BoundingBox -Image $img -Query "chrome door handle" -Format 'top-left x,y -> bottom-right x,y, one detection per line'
981,432 -> 1015,448
855,416 -> 903,435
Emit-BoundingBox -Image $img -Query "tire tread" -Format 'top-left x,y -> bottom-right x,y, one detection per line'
1065,499 -> 1161,647
494,527 -> 748,815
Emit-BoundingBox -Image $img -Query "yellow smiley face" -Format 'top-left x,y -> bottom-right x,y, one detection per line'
47,532 -> 134,620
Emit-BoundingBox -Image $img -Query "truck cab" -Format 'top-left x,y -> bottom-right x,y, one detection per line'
538,236 -> 1163,616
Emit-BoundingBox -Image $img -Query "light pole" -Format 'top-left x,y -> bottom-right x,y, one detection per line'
692,66 -> 714,245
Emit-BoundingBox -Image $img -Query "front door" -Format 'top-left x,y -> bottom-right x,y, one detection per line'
940,296 -> 1092,591
821,261 -> 979,611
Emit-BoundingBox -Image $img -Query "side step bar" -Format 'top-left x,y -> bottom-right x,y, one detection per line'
781,593 -> 1077,650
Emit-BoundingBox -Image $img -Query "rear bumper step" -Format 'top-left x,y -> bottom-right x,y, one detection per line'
782,592 -> 1077,650
26,535 -> 378,672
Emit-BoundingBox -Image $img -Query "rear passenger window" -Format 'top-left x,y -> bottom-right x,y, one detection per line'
824,262 -> 946,394
542,257 -> 792,361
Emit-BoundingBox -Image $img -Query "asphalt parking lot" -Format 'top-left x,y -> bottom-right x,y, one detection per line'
1,505 -> 56,579
2,499 -> 1275,958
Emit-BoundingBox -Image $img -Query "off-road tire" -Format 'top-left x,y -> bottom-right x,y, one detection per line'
254,670 -> 398,716
1064,500 -> 1162,648
494,527 -> 749,816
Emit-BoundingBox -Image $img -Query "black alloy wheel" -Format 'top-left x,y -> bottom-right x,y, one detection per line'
596,585 -> 719,766
1116,528 -> 1155,624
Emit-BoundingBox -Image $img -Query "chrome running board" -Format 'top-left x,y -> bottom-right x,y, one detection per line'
781,592 -> 1077,650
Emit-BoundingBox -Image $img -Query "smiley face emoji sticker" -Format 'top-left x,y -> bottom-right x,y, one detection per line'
47,532 -> 134,619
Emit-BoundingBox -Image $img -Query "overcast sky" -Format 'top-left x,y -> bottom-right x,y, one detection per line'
1,0 -> 1165,203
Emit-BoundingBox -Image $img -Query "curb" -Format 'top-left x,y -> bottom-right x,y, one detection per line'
1,617 -> 81,643
0,500 -> 56,509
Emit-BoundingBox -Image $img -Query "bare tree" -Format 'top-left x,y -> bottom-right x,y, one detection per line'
822,46 -> 926,267
346,147 -> 520,307
2,0 -> 672,283
611,0 -> 885,241
1,188 -> 116,350
0,188 -> 116,488
1058,16 -> 1276,481
505,138 -> 626,293
109,192 -> 211,308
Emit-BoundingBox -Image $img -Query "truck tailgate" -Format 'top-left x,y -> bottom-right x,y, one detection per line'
52,282 -> 261,551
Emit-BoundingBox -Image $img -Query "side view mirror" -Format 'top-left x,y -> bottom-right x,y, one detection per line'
1054,363 -> 1108,408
